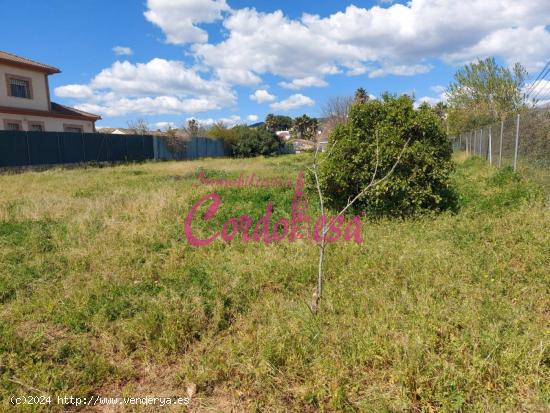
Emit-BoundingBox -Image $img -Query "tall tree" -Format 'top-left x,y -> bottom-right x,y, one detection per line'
265,114 -> 293,132
291,114 -> 319,141
184,119 -> 201,137
354,88 -> 369,104
446,57 -> 527,133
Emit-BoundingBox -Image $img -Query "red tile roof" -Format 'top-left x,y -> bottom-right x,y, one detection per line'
0,50 -> 61,74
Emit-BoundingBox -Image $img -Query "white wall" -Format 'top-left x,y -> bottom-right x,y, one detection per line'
0,63 -> 50,111
0,113 -> 94,133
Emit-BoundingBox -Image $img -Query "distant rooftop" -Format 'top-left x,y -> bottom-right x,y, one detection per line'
0,50 -> 61,74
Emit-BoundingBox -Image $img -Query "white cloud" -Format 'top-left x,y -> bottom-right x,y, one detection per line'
368,64 -> 432,78
154,121 -> 176,130
144,0 -> 229,44
75,96 -> 221,117
270,94 -> 315,111
187,115 -> 242,126
279,76 -> 328,90
190,1 -> 550,88
58,0 -> 550,120
430,85 -> 446,94
443,26 -> 550,71
113,46 -> 133,56
416,96 -> 442,107
55,58 -> 235,117
524,79 -> 550,105
215,68 -> 261,86
89,59 -> 233,101
250,89 -> 276,103
55,84 -> 94,99
247,114 -> 259,122
193,8 -> 358,85
415,87 -> 449,108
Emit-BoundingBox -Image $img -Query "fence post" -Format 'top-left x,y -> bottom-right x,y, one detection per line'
513,114 -> 520,172
479,129 -> 483,156
56,132 -> 62,164
473,130 -> 477,155
499,120 -> 503,167
25,132 -> 31,166
81,133 -> 86,162
488,126 -> 493,165
152,136 -> 158,160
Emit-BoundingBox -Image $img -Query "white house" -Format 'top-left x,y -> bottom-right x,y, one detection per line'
0,51 -> 100,133
275,130 -> 291,141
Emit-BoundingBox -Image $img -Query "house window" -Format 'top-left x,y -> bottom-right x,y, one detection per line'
6,75 -> 32,99
29,122 -> 44,132
64,125 -> 83,133
4,120 -> 23,131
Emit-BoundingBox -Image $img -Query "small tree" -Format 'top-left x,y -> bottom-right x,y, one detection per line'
163,127 -> 188,158
207,122 -> 237,152
315,94 -> 457,217
320,95 -> 354,142
321,95 -> 353,124
127,118 -> 149,135
231,125 -> 280,157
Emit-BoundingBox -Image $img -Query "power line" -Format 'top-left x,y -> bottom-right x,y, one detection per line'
529,64 -> 550,103
524,60 -> 549,97
531,78 -> 550,104
525,60 -> 550,100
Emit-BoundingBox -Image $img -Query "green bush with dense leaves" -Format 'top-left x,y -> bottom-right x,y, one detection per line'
230,125 -> 281,157
316,94 -> 457,216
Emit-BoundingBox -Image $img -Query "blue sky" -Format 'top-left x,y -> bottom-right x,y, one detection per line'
2,0 -> 549,129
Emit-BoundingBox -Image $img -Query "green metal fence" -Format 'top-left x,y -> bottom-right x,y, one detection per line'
0,131 -> 154,167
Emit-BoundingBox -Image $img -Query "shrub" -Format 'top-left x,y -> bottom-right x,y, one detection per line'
230,125 -> 281,157
162,128 -> 189,158
315,94 -> 457,217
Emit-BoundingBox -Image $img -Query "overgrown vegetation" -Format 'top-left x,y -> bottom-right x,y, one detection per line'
227,125 -> 281,157
0,154 -> 548,412
316,94 -> 458,217
446,57 -> 528,135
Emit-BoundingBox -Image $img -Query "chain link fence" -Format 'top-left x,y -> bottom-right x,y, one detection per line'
451,107 -> 550,194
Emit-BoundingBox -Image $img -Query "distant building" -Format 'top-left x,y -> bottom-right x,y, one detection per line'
0,51 -> 101,132
275,130 -> 291,141
318,140 -> 329,152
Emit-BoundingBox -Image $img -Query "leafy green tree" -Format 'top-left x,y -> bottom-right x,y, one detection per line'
231,125 -> 281,157
291,114 -> 319,141
446,57 -> 527,134
315,94 -> 457,217
207,121 -> 235,140
265,114 -> 293,132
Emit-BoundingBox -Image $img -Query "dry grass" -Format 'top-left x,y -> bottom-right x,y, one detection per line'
0,154 -> 548,412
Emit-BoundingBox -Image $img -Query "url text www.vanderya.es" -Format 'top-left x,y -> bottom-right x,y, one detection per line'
10,395 -> 190,407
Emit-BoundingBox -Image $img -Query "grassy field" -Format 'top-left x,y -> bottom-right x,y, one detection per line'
0,154 -> 548,412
